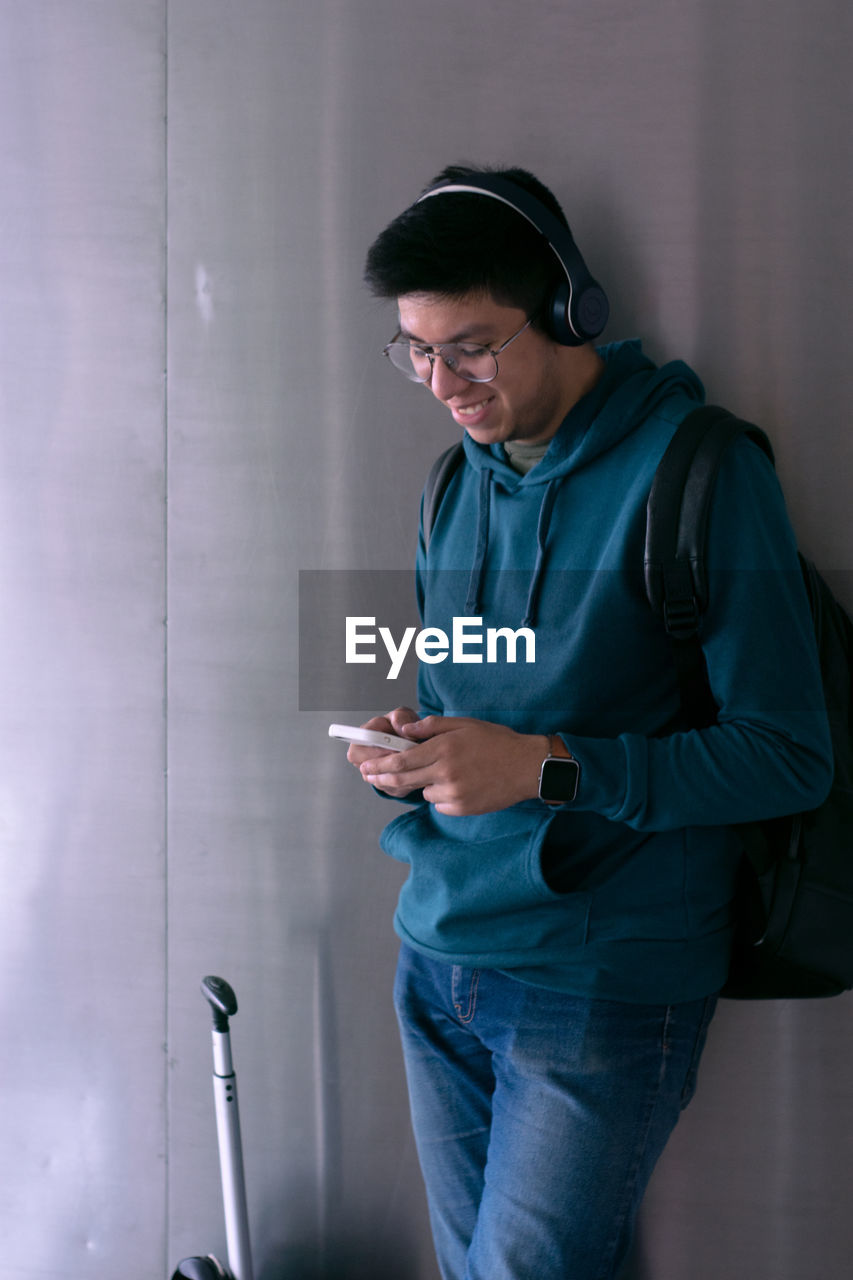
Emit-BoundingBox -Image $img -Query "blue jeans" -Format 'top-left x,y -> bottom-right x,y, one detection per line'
393,944 -> 717,1280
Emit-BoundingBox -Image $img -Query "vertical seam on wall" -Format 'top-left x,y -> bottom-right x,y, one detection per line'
163,0 -> 170,1271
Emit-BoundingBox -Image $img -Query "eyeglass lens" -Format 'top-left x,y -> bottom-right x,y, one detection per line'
386,343 -> 498,383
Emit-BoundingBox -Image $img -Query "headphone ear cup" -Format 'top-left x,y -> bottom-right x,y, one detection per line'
574,284 -> 609,343
549,281 -> 610,346
548,281 -> 582,346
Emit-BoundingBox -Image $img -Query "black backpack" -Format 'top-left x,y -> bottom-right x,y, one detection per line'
422,408 -> 853,999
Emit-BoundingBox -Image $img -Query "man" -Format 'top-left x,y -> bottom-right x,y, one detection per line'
348,164 -> 832,1280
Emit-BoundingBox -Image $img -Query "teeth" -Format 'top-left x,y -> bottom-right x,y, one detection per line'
456,400 -> 490,416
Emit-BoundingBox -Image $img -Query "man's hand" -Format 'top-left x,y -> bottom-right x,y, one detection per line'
346,707 -> 423,800
359,715 -> 550,816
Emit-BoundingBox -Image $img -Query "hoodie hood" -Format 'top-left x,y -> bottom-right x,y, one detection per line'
457,340 -> 705,624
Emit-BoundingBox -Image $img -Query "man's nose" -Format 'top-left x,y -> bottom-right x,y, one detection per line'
428,355 -> 471,401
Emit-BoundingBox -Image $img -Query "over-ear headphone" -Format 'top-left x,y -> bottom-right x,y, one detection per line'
417,173 -> 609,348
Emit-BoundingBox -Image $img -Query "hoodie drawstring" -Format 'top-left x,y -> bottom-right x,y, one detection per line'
465,467 -> 492,614
464,468 -> 560,629
522,479 -> 559,628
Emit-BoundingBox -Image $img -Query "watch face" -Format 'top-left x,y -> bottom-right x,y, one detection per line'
539,756 -> 580,804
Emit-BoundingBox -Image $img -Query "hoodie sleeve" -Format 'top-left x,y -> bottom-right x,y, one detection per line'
562,437 -> 834,830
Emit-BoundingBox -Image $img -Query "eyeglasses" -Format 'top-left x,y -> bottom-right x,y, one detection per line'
382,315 -> 535,384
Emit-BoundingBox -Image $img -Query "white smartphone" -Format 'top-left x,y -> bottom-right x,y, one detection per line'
328,723 -> 415,752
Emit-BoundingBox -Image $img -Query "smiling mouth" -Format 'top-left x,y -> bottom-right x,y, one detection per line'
453,398 -> 493,418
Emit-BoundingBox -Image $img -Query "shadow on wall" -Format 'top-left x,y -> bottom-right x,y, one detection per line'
252,934 -> 433,1280
257,1218 -> 427,1280
618,1220 -> 654,1280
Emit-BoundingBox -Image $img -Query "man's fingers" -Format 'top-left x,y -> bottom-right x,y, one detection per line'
362,743 -> 436,788
401,715 -> 464,740
387,706 -> 420,734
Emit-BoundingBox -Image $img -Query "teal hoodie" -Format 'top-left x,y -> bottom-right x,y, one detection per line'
379,341 -> 833,1002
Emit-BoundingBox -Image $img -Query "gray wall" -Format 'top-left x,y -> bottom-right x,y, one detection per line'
1,2 -> 851,1277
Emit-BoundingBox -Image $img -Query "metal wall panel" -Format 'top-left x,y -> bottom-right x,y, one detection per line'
0,3 -> 167,1276
164,7 -> 430,1273
1,1 -> 851,1278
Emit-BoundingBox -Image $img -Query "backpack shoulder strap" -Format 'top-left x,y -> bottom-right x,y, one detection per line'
644,405 -> 774,727
422,441 -> 465,553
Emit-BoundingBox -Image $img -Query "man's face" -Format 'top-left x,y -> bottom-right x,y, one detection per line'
396,292 -> 572,448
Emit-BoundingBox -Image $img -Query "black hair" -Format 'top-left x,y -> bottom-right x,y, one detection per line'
363,163 -> 571,324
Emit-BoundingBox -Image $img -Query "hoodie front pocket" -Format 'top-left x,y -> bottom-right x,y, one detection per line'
381,804 -> 592,962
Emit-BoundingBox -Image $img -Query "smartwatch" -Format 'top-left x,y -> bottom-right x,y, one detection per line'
538,736 -> 580,805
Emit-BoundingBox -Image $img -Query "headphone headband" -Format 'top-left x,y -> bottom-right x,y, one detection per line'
416,174 -> 609,346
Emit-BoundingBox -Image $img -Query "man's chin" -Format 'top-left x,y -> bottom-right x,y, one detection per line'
461,421 -> 506,446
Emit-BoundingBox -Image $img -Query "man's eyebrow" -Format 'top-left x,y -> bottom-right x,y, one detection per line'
397,324 -> 491,345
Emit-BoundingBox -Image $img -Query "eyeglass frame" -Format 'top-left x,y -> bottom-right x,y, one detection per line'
382,314 -> 536,385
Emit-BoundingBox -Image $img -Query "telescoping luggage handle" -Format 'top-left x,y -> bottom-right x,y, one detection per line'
172,977 -> 254,1280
